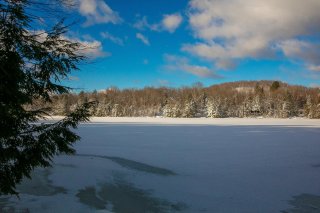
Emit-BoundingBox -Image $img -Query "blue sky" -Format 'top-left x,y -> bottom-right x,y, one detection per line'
55,0 -> 320,91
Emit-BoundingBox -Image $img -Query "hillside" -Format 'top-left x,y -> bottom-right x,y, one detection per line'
29,81 -> 320,119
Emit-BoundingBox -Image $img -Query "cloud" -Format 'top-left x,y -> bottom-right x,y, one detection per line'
308,65 -> 320,72
215,59 -> 237,70
136,33 -> 150,45
30,30 -> 108,59
100,32 -> 124,46
133,16 -> 159,31
278,39 -> 320,72
164,54 -> 221,79
76,39 -> 109,59
162,14 -> 183,33
78,0 -> 122,26
185,0 -> 320,70
133,13 -> 183,33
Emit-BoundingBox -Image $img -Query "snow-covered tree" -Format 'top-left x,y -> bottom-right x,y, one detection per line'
278,91 -> 297,118
306,102 -> 320,119
251,96 -> 262,116
163,104 -> 174,117
182,100 -> 197,118
171,104 -> 181,118
304,95 -> 313,118
111,104 -> 122,117
206,98 -> 223,118
240,97 -> 251,117
315,104 -> 320,118
95,102 -> 112,116
264,97 -> 275,117
280,101 -> 294,118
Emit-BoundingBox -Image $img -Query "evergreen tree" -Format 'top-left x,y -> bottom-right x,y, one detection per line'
206,98 -> 223,118
315,103 -> 320,119
95,102 -> 108,116
280,92 -> 295,118
282,92 -> 296,117
111,104 -> 121,117
241,97 -> 251,117
280,101 -> 292,118
206,100 -> 215,118
18,79 -> 319,119
171,104 -> 181,118
265,97 -> 275,117
182,100 -> 196,118
163,104 -> 174,117
304,95 -> 313,118
0,0 -> 92,195
270,81 -> 280,91
251,96 -> 262,116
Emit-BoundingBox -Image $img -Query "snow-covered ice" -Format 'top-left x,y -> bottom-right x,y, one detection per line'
1,117 -> 320,213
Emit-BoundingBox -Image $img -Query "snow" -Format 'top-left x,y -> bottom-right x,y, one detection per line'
1,118 -> 320,213
46,116 -> 320,127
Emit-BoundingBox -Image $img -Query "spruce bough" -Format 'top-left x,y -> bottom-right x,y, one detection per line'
0,0 -> 92,195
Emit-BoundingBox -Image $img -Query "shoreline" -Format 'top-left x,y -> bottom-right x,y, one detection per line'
42,116 -> 320,127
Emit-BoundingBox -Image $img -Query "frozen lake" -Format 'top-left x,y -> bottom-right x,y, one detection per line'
1,118 -> 320,213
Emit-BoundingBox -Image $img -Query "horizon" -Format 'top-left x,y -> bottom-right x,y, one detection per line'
69,80 -> 319,93
43,0 -> 320,91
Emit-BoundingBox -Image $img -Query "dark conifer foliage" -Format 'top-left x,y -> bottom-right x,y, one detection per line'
0,0 -> 92,195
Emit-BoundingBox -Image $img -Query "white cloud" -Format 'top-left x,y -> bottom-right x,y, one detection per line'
278,39 -> 320,72
76,39 -> 109,59
133,16 -> 159,31
185,0 -> 320,70
308,65 -> 320,72
133,13 -> 183,33
100,32 -> 124,46
78,0 -> 122,26
162,14 -> 183,33
215,59 -> 237,70
164,54 -> 221,79
133,16 -> 148,30
136,33 -> 150,45
30,30 -> 108,59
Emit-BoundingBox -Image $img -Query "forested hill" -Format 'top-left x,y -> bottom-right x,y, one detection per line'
29,81 -> 320,118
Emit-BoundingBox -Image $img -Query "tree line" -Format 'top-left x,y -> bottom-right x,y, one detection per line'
29,80 -> 320,119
